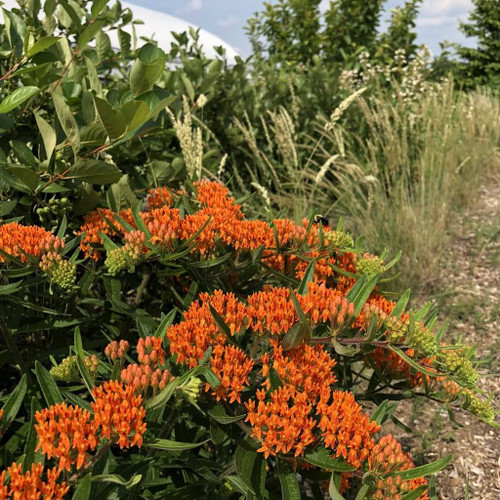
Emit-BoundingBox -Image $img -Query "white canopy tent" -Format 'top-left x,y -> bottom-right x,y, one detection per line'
1,0 -> 239,63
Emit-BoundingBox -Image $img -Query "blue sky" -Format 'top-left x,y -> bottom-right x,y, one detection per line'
128,0 -> 475,57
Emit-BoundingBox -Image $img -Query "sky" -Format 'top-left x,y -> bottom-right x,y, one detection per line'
128,0 -> 475,58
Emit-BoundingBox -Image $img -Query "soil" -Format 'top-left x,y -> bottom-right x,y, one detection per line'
388,182 -> 500,499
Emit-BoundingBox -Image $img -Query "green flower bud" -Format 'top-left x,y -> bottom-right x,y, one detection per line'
356,254 -> 385,277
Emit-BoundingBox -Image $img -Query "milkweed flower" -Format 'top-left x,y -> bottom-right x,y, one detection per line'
35,403 -> 97,471
266,340 -> 336,399
147,187 -> 172,209
208,337 -> 254,403
369,434 -> 429,500
92,381 -> 147,449
104,340 -> 130,362
245,386 -> 317,458
167,290 -> 247,367
77,208 -> 135,260
317,391 -> 379,468
0,462 -> 69,499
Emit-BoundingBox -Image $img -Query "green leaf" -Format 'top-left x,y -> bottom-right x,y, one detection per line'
280,322 -> 306,351
94,96 -> 126,141
74,327 -> 95,394
72,473 -> 92,500
297,260 -> 315,296
145,376 -> 181,410
329,475 -> 347,500
91,474 -> 142,489
91,0 -> 109,17
390,289 -> 411,318
23,397 -> 44,469
289,289 -> 307,324
7,166 -> 39,192
0,200 -> 17,216
401,485 -> 429,500
130,43 -> 166,96
354,484 -> 369,500
0,374 -> 27,434
234,437 -> 267,498
391,455 -> 452,480
0,281 -> 23,295
68,160 -> 122,185
303,449 -> 356,472
53,89 -> 80,155
387,345 -> 441,377
346,275 -> 380,316
26,36 -> 60,58
120,100 -> 150,132
370,399 -> 398,425
35,113 -> 57,160
34,360 -> 63,406
117,27 -> 131,55
180,73 -> 195,101
277,458 -> 301,500
208,404 -> 245,425
144,438 -> 209,451
78,19 -> 105,48
0,86 -> 39,114
209,304 -> 231,337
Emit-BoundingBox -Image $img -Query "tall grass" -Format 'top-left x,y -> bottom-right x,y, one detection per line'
231,80 -> 500,291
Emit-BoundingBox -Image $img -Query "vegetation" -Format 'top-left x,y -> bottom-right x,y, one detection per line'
0,0 -> 498,499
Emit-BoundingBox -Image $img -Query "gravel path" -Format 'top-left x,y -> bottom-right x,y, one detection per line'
390,182 -> 500,499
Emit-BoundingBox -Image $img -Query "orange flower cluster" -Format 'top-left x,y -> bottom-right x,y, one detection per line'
167,290 -> 247,367
245,387 -> 317,458
208,336 -> 254,403
92,381 -> 147,448
0,222 -> 64,262
147,187 -> 172,209
137,336 -> 165,367
262,340 -> 336,397
35,403 -> 97,471
368,434 -> 429,500
145,207 -> 181,248
77,208 -> 135,260
370,347 -> 425,387
0,462 -> 68,500
317,391 -> 379,468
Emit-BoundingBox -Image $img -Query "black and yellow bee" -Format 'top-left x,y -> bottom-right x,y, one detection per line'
313,214 -> 330,228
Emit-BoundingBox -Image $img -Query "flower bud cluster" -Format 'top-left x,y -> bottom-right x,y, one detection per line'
50,356 -> 79,382
368,435 -> 426,500
356,254 -> 385,277
121,363 -> 170,392
442,380 -> 461,400
408,322 -> 437,357
324,229 -> 354,251
50,354 -> 99,382
137,336 -> 165,367
104,340 -> 130,362
439,349 -> 478,387
36,198 -> 72,227
462,391 -> 494,422
39,252 -> 76,290
105,230 -> 146,275
178,376 -> 203,400
385,316 -> 407,343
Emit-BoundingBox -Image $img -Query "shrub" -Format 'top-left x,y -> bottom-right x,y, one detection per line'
0,180 -> 496,498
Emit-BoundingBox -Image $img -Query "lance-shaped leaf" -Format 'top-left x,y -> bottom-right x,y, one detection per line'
0,86 -> 39,114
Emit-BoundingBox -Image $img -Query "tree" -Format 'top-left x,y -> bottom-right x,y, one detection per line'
323,0 -> 386,62
458,0 -> 500,87
378,0 -> 422,62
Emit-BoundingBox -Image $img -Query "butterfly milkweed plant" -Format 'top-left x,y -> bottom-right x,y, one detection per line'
0,1 -> 497,499
0,179 -> 496,500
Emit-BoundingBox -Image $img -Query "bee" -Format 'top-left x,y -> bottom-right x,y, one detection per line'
313,214 -> 330,228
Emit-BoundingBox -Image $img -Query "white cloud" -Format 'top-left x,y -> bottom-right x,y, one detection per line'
218,16 -> 240,28
418,16 -> 456,27
176,0 -> 203,15
421,0 -> 472,16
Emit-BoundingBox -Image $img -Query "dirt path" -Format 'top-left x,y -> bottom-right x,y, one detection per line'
391,182 -> 500,499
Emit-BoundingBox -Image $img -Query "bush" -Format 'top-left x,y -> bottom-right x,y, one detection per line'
0,180 -> 496,498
